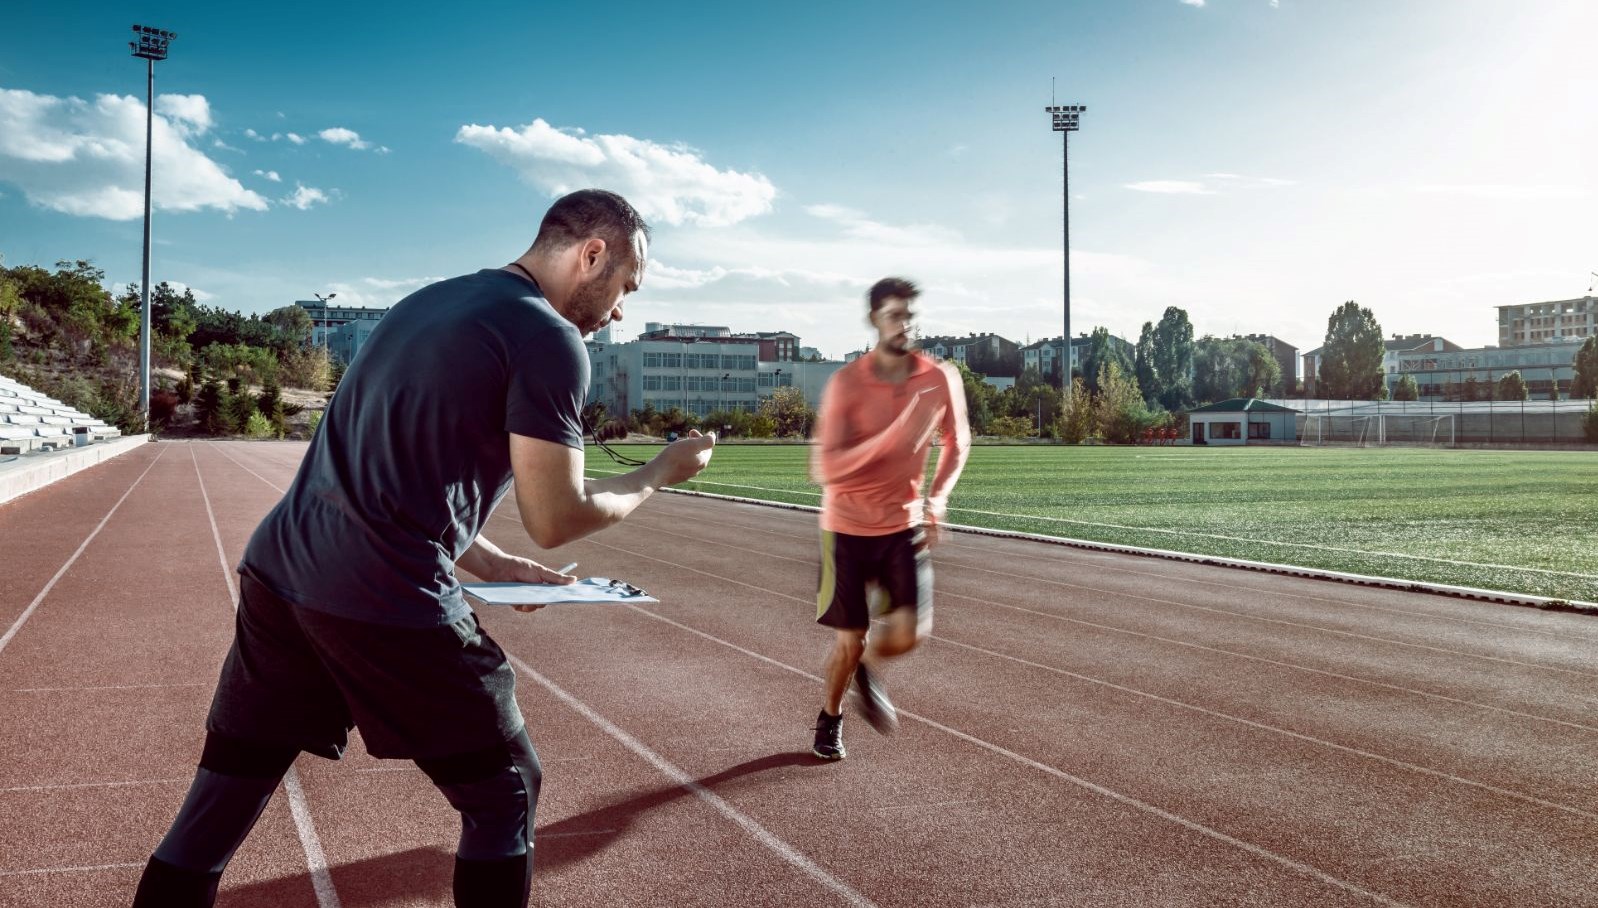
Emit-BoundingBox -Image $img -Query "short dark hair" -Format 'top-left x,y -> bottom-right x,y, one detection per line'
533,189 -> 651,260
867,277 -> 920,313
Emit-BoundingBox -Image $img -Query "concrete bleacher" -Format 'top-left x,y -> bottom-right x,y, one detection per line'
0,373 -> 122,456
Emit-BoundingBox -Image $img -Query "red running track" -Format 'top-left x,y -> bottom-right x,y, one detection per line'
2,439 -> 1596,907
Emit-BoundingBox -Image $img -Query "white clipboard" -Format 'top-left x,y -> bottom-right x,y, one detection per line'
462,577 -> 658,606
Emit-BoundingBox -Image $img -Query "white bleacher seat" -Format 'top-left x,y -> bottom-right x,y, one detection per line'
6,414 -> 40,425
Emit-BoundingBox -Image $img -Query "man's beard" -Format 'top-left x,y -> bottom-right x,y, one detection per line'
881,335 -> 912,357
567,275 -> 613,334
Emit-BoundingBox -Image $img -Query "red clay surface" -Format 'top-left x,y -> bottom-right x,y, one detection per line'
2,438 -> 1596,907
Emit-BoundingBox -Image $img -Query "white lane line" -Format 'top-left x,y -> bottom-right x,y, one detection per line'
190,443 -> 341,908
586,467 -> 1598,581
0,861 -> 145,878
15,682 -> 207,693
639,501 -> 1598,644
0,778 -> 188,793
623,606 -> 1409,908
930,633 -> 1598,823
622,514 -> 1598,733
579,530 -> 1596,824
506,653 -> 876,908
0,444 -> 167,658
615,516 -> 1598,680
209,440 -> 292,494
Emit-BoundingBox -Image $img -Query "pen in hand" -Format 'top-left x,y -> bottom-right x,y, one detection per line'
556,562 -> 578,575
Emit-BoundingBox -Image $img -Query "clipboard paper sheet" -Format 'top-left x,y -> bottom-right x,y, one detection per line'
462,577 -> 658,606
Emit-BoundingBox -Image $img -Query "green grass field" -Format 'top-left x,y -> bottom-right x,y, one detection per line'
585,443 -> 1598,604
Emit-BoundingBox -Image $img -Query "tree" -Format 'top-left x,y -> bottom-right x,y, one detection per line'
1572,336 -> 1598,399
1496,371 -> 1528,401
1094,361 -> 1153,444
1134,322 -> 1157,405
1238,339 -> 1281,398
1584,402 -> 1598,443
264,304 -> 315,349
951,360 -> 992,435
758,386 -> 813,437
1192,336 -> 1242,405
1318,301 -> 1385,399
1150,307 -> 1194,411
1081,327 -> 1131,394
1056,376 -> 1095,444
1392,374 -> 1419,401
1461,375 -> 1482,402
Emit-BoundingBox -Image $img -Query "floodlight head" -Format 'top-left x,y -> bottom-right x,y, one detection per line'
1046,102 -> 1086,132
130,24 -> 175,60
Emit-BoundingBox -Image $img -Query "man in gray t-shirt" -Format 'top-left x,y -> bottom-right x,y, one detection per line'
134,190 -> 715,908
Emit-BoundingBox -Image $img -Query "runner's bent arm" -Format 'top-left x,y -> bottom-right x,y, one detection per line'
924,363 -> 972,526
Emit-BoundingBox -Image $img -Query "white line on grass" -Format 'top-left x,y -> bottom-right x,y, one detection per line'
584,466 -> 1598,581
0,444 -> 167,658
505,652 -> 878,908
620,604 -> 1409,908
191,444 -> 341,908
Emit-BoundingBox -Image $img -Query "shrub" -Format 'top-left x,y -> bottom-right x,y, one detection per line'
1584,402 -> 1598,444
244,411 -> 275,438
988,415 -> 1034,438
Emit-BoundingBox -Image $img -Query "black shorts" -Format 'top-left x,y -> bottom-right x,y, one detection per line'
815,527 -> 932,631
206,574 -> 525,761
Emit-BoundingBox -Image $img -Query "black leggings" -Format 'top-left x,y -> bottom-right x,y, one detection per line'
133,729 -> 542,908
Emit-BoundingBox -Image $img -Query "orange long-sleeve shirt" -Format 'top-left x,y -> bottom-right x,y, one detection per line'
811,352 -> 971,536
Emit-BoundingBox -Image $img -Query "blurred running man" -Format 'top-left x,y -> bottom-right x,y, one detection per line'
810,277 -> 970,760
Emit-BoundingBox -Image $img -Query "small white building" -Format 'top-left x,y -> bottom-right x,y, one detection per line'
1187,398 -> 1298,445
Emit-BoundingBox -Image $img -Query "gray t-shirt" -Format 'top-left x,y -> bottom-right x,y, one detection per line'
240,269 -> 587,627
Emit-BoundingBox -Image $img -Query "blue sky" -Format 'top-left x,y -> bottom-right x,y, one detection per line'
2,0 -> 1593,361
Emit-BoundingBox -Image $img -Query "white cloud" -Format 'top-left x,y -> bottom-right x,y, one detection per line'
804,204 -> 962,246
212,138 -> 243,153
283,183 -> 332,210
1180,0 -> 1205,6
154,94 -> 212,138
244,128 -> 264,141
0,87 -> 269,220
1124,180 -> 1217,195
455,117 -> 776,227
322,275 -> 445,307
319,126 -> 386,153
284,132 -> 306,145
253,169 -> 281,182
1270,0 -> 1280,7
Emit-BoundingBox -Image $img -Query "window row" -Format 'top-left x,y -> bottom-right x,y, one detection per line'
641,352 -> 758,370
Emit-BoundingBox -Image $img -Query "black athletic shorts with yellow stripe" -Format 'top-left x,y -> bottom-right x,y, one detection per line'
816,527 -> 932,631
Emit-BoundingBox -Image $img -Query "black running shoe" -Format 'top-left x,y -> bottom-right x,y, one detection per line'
853,663 -> 898,735
812,710 -> 845,760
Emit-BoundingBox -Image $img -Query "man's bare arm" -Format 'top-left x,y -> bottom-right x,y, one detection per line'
509,431 -> 713,549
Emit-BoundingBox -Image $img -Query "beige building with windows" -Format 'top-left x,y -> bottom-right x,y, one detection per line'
1497,297 -> 1596,347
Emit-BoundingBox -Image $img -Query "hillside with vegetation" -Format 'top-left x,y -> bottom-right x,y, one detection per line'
0,257 -> 332,438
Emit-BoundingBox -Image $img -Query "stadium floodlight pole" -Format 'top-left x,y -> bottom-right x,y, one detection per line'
130,24 -> 176,423
1045,99 -> 1085,388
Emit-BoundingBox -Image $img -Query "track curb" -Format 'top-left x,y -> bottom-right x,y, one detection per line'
658,486 -> 1598,618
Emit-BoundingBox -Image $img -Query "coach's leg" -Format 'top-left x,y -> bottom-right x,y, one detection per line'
132,732 -> 299,908
416,728 -> 542,908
